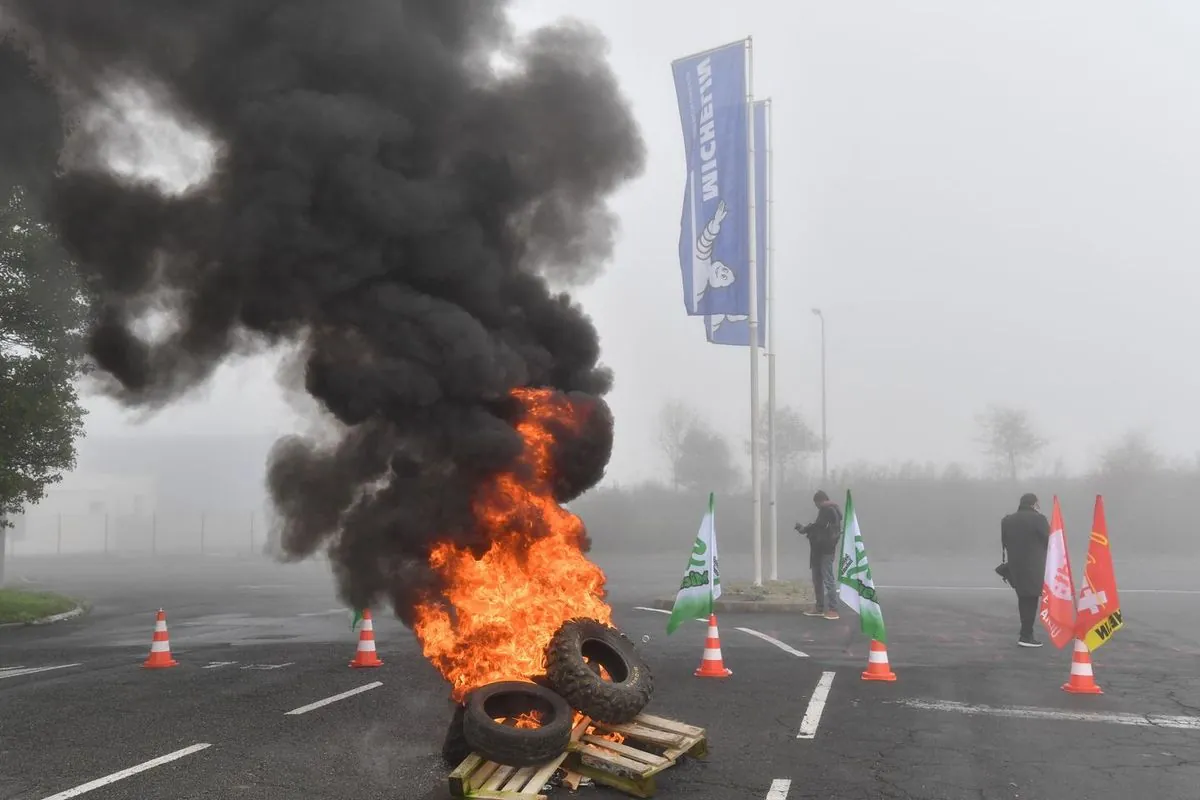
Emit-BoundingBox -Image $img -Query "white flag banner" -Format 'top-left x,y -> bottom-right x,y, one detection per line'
667,492 -> 721,634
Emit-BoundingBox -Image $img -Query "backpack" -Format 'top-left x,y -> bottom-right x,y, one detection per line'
815,504 -> 844,550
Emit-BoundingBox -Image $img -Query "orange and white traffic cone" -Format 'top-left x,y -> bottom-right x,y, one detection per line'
349,609 -> 384,668
694,614 -> 732,678
143,608 -> 179,669
1062,639 -> 1103,694
861,639 -> 897,682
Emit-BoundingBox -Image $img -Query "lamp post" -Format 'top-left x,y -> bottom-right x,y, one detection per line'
811,308 -> 827,484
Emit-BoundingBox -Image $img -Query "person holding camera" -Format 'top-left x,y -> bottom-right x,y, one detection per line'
795,490 -> 844,620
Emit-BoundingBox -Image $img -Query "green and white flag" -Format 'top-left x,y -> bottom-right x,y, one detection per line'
837,491 -> 887,644
667,492 -> 722,635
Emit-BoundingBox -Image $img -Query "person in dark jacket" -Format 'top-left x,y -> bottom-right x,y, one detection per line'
796,490 -> 843,620
1000,493 -> 1051,647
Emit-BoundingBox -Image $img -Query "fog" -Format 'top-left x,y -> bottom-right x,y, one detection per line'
26,2 -> 1200,566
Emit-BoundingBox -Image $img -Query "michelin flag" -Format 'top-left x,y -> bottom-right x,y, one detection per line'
706,99 -> 768,346
672,40 -> 750,318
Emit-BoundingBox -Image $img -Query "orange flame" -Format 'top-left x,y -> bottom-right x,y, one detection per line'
413,388 -> 612,701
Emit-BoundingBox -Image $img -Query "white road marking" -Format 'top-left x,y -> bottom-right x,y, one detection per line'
238,584 -> 291,590
202,662 -> 238,670
633,606 -> 668,614
0,664 -> 81,680
735,627 -> 809,658
298,608 -> 348,617
632,607 -> 706,622
38,743 -> 211,799
797,671 -> 836,739
878,584 -> 1200,595
899,699 -> 1200,730
240,662 -> 294,670
766,778 -> 792,799
285,681 -> 383,715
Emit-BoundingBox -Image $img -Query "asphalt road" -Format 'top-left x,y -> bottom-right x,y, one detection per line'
2,553 -> 1199,799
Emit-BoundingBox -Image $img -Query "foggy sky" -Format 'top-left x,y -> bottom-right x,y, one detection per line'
81,1 -> 1200,483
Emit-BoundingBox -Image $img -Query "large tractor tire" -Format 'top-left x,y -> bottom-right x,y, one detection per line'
544,617 -> 653,724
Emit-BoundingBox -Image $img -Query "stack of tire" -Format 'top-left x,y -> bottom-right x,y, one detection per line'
442,618 -> 654,767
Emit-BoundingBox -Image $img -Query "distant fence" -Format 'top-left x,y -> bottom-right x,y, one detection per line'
6,511 -> 271,557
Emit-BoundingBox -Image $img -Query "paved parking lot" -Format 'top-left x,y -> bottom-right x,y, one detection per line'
3,554 -> 1199,799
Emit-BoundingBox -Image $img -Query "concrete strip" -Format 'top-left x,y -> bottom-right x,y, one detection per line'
898,699 -> 1200,730
797,672 -> 836,739
284,681 -> 383,716
38,743 -> 211,799
649,597 -> 813,613
0,605 -> 86,629
878,585 -> 1200,595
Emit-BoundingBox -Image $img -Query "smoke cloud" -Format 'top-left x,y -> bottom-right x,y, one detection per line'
0,0 -> 644,619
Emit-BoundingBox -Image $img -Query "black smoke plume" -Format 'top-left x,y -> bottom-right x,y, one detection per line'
0,0 -> 644,621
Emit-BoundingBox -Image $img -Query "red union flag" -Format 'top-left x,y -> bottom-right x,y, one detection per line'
1076,495 -> 1124,650
1038,496 -> 1076,648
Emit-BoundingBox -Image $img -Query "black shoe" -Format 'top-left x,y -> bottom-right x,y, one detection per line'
1018,637 -> 1044,648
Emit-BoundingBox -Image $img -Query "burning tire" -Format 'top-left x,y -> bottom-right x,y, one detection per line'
441,703 -> 471,766
545,618 -> 653,724
462,681 -> 573,767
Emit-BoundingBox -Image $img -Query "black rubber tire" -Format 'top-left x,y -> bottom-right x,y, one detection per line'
544,617 -> 653,724
441,703 -> 471,767
462,681 -> 573,767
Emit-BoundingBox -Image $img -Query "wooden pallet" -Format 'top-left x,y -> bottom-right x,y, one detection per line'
448,716 -> 590,800
564,713 -> 708,799
448,713 -> 706,800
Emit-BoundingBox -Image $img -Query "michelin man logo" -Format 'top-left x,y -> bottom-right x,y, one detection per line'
692,200 -> 737,313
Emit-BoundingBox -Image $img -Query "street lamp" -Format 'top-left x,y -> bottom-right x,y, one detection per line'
811,308 -> 827,484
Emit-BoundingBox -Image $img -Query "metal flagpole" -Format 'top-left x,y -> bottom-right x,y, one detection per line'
745,37 -> 762,587
765,99 -> 778,582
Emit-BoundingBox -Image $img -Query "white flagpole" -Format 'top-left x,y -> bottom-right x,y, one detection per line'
765,99 -> 778,582
745,37 -> 762,587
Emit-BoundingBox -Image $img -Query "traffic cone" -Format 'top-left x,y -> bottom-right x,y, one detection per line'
349,609 -> 384,668
1062,639 -> 1103,694
861,639 -> 897,682
694,614 -> 732,678
143,609 -> 179,669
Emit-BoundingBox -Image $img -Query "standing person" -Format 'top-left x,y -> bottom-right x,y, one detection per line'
796,490 -> 843,620
1000,493 -> 1050,647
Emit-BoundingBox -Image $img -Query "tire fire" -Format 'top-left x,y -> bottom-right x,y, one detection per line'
414,388 -> 613,702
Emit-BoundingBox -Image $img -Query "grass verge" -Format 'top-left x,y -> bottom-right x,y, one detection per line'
0,589 -> 79,624
722,580 -> 814,602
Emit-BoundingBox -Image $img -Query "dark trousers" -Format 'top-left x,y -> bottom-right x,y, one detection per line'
810,552 -> 838,611
1017,594 -> 1039,640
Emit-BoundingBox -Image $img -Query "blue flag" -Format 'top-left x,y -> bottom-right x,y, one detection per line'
672,40 -> 750,318
705,99 -> 768,347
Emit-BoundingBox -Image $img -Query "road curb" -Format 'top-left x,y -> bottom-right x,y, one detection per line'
0,603 -> 88,629
651,597 -> 811,613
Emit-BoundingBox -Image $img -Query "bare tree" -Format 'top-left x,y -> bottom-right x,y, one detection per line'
657,399 -> 697,490
747,405 -> 821,489
975,406 -> 1046,481
1096,429 -> 1162,477
677,423 -> 741,494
